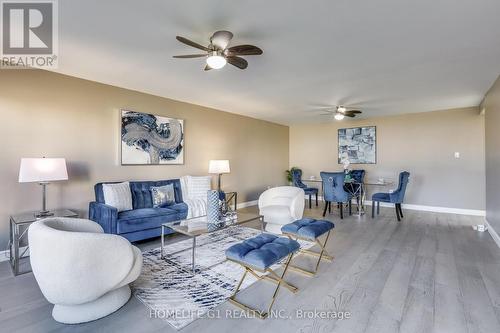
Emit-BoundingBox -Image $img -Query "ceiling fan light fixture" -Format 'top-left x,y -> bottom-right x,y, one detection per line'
334,113 -> 345,120
210,30 -> 233,50
337,106 -> 347,113
206,51 -> 226,69
211,37 -> 229,50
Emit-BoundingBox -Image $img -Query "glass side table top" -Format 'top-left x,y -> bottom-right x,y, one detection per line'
11,209 -> 78,224
163,212 -> 262,237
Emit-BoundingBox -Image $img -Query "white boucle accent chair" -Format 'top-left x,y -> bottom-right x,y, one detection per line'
258,186 -> 305,234
28,217 -> 143,324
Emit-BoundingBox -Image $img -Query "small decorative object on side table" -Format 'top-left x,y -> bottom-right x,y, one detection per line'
9,209 -> 78,276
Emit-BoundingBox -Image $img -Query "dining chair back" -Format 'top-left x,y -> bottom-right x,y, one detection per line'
390,171 -> 410,203
291,169 -> 307,189
371,171 -> 410,221
291,168 -> 318,209
320,171 -> 353,218
350,169 -> 366,183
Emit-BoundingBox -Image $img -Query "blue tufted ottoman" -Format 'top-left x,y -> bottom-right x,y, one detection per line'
281,218 -> 335,276
225,233 -> 300,319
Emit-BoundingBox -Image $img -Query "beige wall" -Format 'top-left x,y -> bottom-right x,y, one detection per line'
0,70 -> 289,246
483,75 -> 500,234
290,107 -> 485,210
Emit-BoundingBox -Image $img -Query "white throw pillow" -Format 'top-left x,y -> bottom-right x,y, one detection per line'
102,182 -> 133,212
186,176 -> 211,199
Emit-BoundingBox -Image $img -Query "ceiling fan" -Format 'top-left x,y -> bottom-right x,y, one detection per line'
320,106 -> 362,120
173,30 -> 263,70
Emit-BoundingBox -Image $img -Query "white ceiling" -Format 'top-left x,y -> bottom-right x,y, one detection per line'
53,0 -> 500,125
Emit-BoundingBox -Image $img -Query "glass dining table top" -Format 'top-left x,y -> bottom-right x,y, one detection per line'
304,177 -> 394,186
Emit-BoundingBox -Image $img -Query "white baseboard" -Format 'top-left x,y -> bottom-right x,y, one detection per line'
312,196 -> 485,216
485,219 -> 500,249
0,249 -> 9,263
365,200 -> 485,216
0,245 -> 28,263
238,200 -> 258,209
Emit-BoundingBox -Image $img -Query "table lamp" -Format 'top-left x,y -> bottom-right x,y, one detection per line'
19,157 -> 68,217
208,160 -> 230,192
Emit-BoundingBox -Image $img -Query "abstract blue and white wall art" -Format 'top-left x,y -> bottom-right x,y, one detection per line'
121,110 -> 184,165
338,126 -> 376,164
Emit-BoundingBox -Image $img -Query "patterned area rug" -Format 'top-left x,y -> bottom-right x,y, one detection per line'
133,226 -> 314,330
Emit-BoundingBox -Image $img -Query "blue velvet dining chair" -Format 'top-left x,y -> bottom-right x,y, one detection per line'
320,171 -> 353,219
371,171 -> 410,221
347,169 -> 365,205
291,169 -> 318,209
350,170 -> 366,185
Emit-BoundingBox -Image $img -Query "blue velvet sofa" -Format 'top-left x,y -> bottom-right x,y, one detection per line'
89,179 -> 188,242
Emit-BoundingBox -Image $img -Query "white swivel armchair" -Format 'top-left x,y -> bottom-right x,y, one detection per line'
258,186 -> 305,234
28,217 -> 143,324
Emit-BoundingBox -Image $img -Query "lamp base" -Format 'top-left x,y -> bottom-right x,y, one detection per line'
35,210 -> 54,218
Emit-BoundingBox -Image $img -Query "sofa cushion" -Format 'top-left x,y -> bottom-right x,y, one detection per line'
129,182 -> 157,209
102,182 -> 133,212
225,233 -> 300,271
95,179 -> 184,208
168,203 -> 189,219
151,184 -> 175,208
117,208 -> 177,234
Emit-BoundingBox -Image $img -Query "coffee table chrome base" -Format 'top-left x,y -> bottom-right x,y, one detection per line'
160,214 -> 265,274
159,226 -> 212,274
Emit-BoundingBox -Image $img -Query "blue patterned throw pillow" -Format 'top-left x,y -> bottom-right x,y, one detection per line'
151,184 -> 175,208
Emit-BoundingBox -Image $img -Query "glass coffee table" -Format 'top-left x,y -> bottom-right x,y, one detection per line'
160,212 -> 264,273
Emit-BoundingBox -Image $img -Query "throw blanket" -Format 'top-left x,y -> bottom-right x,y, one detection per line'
180,175 -> 211,218
183,198 -> 207,219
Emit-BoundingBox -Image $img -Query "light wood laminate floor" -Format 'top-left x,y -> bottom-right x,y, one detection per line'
1,205 -> 499,333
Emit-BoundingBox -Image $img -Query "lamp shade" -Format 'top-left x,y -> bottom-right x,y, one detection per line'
19,158 -> 68,183
208,160 -> 230,174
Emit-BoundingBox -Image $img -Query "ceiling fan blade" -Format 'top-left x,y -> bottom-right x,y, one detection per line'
204,64 -> 212,71
227,45 -> 263,56
344,113 -> 356,117
313,109 -> 336,113
176,36 -> 209,51
347,110 -> 362,114
227,56 -> 248,69
173,54 -> 207,58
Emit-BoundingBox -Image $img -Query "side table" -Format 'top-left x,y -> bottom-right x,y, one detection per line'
9,209 -> 78,276
224,191 -> 238,210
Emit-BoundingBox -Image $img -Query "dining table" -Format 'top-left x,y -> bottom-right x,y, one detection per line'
303,176 -> 394,216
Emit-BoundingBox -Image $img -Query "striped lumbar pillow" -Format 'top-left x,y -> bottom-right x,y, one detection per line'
102,181 -> 133,212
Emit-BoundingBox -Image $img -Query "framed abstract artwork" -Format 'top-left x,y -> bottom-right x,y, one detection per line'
338,126 -> 376,164
121,110 -> 184,165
